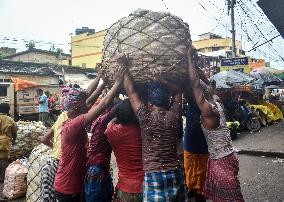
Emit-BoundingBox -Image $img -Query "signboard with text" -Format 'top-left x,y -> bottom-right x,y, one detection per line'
250,59 -> 265,69
220,57 -> 251,73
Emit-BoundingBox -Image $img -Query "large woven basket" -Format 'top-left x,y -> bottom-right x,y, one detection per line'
26,144 -> 52,202
101,9 -> 191,86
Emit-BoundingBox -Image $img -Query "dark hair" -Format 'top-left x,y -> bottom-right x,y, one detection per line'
0,103 -> 10,114
210,80 -> 217,89
148,81 -> 170,109
37,88 -> 43,93
73,84 -> 80,88
115,99 -> 137,125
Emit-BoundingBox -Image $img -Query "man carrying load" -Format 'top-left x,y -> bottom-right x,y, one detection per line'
122,59 -> 186,201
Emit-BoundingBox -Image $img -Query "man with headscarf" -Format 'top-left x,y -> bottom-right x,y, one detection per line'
123,68 -> 186,201
53,58 -> 127,202
38,74 -> 102,202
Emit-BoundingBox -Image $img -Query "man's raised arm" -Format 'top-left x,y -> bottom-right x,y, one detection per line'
85,63 -> 102,97
187,44 -> 215,118
123,71 -> 143,113
85,58 -> 126,125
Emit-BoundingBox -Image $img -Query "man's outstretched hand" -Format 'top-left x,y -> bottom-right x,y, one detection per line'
116,54 -> 128,67
115,54 -> 128,83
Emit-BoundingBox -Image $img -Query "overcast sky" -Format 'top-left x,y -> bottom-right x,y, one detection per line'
0,0 -> 283,68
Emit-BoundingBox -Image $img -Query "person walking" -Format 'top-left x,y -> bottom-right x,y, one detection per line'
106,99 -> 144,201
54,58 -> 126,202
187,43 -> 244,202
36,89 -> 49,126
123,67 -> 186,201
84,104 -> 115,202
38,73 -> 103,202
0,103 -> 17,182
183,98 -> 209,202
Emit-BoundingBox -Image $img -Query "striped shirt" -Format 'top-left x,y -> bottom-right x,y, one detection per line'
201,102 -> 234,159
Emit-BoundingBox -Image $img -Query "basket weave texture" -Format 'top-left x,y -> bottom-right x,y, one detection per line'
26,144 -> 51,202
101,9 -> 191,85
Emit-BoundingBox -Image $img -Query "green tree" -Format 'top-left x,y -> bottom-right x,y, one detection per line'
0,52 -> 5,60
25,40 -> 35,50
56,48 -> 63,58
49,44 -> 56,52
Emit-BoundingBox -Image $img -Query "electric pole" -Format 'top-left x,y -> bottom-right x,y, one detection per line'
228,0 -> 237,58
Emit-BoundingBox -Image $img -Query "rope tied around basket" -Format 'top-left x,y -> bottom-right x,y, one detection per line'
101,9 -> 191,86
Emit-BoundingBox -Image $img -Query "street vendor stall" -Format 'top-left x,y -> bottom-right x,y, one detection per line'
212,71 -> 264,132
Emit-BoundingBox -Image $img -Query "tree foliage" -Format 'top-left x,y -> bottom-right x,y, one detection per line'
25,40 -> 35,50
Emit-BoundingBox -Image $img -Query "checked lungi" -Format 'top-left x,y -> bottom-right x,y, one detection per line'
84,165 -> 113,202
40,157 -> 59,202
143,167 -> 186,202
204,152 -> 244,202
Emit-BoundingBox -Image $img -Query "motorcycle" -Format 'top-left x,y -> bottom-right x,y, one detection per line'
238,102 -> 261,132
225,100 -> 261,133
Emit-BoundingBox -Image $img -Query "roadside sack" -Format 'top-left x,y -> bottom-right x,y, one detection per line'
2,158 -> 29,200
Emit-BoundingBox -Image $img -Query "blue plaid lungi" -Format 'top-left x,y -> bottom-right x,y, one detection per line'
84,165 -> 113,202
143,167 -> 186,202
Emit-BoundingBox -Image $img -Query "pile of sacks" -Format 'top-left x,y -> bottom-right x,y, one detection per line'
10,121 -> 46,160
2,159 -> 29,200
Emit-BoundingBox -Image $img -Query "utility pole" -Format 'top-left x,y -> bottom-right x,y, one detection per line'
228,0 -> 237,58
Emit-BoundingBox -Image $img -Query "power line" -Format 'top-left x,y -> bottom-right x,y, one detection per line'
233,9 -> 282,63
208,6 -> 226,33
237,0 -> 284,61
197,2 -> 228,29
248,34 -> 282,52
0,35 -> 102,49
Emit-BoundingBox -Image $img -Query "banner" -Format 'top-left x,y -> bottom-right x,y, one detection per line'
220,57 -> 251,73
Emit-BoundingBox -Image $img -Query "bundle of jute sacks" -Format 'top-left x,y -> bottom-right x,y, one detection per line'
101,9 -> 191,86
10,121 -> 46,160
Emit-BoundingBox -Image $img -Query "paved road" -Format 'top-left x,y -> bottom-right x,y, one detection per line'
234,120 -> 284,154
238,155 -> 284,202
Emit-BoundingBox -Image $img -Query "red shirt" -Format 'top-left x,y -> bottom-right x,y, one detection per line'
106,123 -> 144,193
87,109 -> 115,167
54,114 -> 88,195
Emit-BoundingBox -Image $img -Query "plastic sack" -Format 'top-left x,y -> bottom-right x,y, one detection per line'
2,159 -> 29,200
